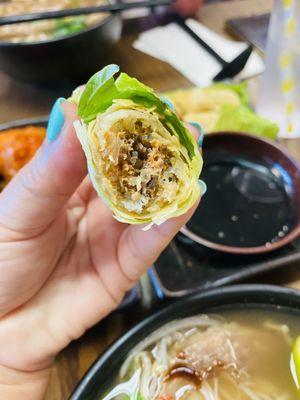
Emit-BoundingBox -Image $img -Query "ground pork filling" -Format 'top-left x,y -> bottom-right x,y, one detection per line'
101,120 -> 181,214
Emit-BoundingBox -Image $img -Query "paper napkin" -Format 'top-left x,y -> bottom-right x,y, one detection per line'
134,19 -> 264,87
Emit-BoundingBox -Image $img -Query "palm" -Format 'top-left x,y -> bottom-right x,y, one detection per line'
0,179 -> 140,372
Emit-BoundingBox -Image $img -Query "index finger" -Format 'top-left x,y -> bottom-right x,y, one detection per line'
185,122 -> 204,147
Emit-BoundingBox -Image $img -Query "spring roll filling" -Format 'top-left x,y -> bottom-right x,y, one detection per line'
92,112 -> 191,215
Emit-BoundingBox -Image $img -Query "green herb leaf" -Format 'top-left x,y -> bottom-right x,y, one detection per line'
76,66 -> 196,159
116,73 -> 196,159
78,64 -> 120,122
115,72 -> 163,111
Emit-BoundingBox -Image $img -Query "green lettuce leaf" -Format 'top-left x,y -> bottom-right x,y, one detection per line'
214,105 -> 279,139
78,64 -> 120,121
76,64 -> 196,159
205,81 -> 250,105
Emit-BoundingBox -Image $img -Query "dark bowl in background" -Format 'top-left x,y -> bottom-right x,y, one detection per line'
0,3 -> 122,87
0,116 -> 48,131
182,132 -> 300,255
69,284 -> 300,400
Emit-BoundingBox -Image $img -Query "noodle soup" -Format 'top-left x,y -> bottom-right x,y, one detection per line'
0,0 -> 109,43
101,310 -> 300,399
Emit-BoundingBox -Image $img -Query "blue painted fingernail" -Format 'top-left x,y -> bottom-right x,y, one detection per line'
47,97 -> 65,141
161,96 -> 175,111
190,121 -> 204,147
198,180 -> 207,196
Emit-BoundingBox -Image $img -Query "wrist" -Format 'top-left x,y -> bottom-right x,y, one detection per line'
0,364 -> 51,400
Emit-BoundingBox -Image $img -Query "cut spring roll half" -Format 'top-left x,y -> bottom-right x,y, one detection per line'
71,65 -> 203,227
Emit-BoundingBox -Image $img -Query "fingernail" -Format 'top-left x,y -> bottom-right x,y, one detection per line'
190,121 -> 204,147
198,179 -> 207,196
161,96 -> 175,111
47,97 -> 66,141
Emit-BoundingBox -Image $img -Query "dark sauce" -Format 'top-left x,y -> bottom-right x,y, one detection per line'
187,155 -> 296,248
0,174 -> 5,192
165,364 -> 201,385
165,360 -> 225,386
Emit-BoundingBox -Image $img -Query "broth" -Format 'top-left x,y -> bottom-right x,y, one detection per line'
100,310 -> 300,399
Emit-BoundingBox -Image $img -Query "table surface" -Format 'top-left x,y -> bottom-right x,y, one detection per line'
1,1 -> 300,398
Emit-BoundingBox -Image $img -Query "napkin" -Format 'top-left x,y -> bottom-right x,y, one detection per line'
133,19 -> 264,87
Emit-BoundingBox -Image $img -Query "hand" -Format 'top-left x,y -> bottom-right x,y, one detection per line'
0,99 -> 203,399
173,0 -> 204,16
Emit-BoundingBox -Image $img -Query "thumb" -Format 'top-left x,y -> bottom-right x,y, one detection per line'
0,99 -> 86,236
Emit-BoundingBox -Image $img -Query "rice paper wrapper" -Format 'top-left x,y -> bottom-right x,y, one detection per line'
71,65 -> 203,228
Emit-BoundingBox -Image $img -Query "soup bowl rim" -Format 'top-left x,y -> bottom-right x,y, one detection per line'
69,283 -> 300,399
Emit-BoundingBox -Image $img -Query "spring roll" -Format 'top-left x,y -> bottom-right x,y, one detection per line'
71,65 -> 203,227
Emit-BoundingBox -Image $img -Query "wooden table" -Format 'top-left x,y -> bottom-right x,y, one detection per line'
1,1 -> 300,398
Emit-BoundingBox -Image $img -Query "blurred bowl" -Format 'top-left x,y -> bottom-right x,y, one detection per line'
0,2 -> 122,87
69,284 -> 300,400
181,132 -> 300,255
0,116 -> 48,131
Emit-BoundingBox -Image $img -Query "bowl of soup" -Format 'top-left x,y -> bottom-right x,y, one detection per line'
70,284 -> 300,399
0,0 -> 122,87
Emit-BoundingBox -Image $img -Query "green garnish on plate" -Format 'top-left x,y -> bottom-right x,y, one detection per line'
52,17 -> 87,38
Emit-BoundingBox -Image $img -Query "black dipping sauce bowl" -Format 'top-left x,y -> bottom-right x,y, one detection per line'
181,132 -> 300,255
69,284 -> 300,400
0,2 -> 122,87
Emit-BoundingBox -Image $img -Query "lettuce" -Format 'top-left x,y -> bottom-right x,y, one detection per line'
214,105 -> 279,139
76,64 -> 196,159
164,81 -> 278,139
205,81 -> 250,106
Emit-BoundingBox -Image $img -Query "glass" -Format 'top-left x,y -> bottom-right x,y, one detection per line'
256,0 -> 300,137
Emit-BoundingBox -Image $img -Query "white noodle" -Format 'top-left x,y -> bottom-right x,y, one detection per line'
200,382 -> 218,400
240,385 -> 267,400
175,384 -> 194,400
264,321 -> 293,346
147,375 -> 160,399
151,336 -> 172,368
101,369 -> 141,400
290,354 -> 299,389
137,352 -> 152,398
213,378 -> 218,398
226,338 -> 237,361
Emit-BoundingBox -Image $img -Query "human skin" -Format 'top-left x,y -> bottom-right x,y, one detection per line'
173,0 -> 204,16
0,100 -> 202,399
